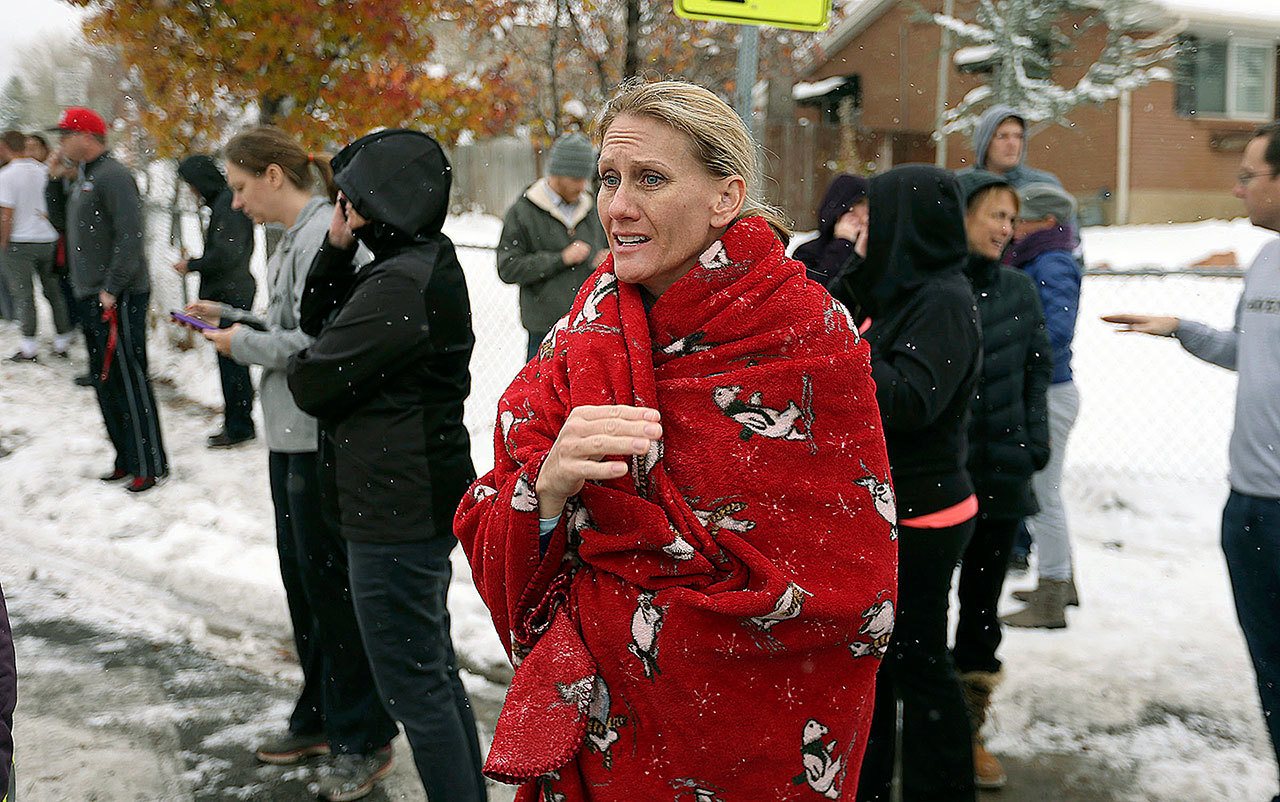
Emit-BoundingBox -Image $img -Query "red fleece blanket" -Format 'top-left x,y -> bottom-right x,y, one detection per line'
456,216 -> 897,802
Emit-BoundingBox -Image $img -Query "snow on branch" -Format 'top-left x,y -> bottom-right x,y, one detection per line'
930,0 -> 1179,137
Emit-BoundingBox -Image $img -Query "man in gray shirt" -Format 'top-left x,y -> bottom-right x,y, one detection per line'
45,107 -> 168,492
1105,121 -> 1280,802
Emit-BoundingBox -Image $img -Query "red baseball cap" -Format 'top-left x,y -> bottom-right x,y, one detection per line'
47,107 -> 108,137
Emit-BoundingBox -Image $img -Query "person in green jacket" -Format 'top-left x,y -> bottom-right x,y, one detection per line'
498,132 -> 608,360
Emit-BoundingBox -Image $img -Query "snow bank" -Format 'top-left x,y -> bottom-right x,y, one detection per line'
1080,218 -> 1274,271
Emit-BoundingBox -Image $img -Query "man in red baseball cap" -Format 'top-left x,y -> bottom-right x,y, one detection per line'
46,106 -> 109,138
44,106 -> 169,492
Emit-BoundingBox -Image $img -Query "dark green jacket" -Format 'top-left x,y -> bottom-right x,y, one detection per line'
497,178 -> 607,335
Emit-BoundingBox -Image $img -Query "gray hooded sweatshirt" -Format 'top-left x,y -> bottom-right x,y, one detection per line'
1176,237 -> 1280,499
222,196 -> 331,453
961,104 -> 1066,190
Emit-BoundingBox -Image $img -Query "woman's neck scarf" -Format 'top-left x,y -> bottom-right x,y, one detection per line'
456,216 -> 898,802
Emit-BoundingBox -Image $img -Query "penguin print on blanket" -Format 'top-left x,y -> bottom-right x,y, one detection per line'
824,296 -> 860,342
550,499 -> 589,566
565,499 -> 595,547
537,314 -> 571,361
751,582 -> 811,631
556,675 -> 596,713
572,271 -> 618,328
470,483 -> 497,502
853,461 -> 897,540
658,330 -> 713,357
631,437 -> 664,498
792,718 -> 845,799
511,474 -> 538,513
698,239 -> 733,271
848,598 -> 894,660
539,771 -> 568,802
509,631 -> 531,667
692,500 -> 756,535
662,530 -> 697,561
747,581 -> 813,643
627,591 -> 665,679
712,377 -> 816,446
670,777 -> 726,802
585,676 -> 627,768
499,406 -> 532,459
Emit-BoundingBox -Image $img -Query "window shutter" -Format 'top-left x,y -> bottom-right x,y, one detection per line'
1175,35 -> 1198,117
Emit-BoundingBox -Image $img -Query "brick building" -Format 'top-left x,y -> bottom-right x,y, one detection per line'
790,0 -> 1280,225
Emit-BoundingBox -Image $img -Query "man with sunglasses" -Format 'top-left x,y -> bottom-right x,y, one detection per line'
44,107 -> 168,493
1104,121 -> 1280,802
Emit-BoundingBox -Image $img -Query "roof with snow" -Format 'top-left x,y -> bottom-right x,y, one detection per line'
792,76 -> 850,100
800,0 -> 1280,76
1157,0 -> 1280,28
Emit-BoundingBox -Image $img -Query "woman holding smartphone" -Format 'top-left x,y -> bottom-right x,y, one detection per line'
183,126 -> 398,802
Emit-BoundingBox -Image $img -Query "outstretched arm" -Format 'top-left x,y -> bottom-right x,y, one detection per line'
1103,294 -> 1241,371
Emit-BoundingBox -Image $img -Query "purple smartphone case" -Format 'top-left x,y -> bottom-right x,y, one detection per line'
170,310 -> 217,331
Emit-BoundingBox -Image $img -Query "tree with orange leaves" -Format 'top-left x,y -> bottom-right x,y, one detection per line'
70,0 -> 522,156
500,0 -> 836,139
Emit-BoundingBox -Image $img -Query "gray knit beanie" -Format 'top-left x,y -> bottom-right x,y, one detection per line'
1018,182 -> 1077,223
547,133 -> 596,179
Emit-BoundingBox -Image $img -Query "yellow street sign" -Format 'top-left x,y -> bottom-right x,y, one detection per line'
674,0 -> 832,32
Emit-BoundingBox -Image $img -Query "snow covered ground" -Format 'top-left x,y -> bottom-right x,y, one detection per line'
1,213 -> 1276,799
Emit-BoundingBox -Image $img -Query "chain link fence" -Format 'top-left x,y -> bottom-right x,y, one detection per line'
136,187 -> 1247,483
1069,269 -> 1242,483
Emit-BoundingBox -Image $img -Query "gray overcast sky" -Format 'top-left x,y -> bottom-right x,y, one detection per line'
0,0 -> 85,86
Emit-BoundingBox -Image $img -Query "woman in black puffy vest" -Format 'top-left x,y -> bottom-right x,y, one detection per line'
952,169 -> 1053,790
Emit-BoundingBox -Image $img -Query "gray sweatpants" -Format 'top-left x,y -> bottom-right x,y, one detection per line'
1027,381 -> 1080,581
2,241 -> 72,339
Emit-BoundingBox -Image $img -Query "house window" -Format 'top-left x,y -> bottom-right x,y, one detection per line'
1178,36 -> 1277,120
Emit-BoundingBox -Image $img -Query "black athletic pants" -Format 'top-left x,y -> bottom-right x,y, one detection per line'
79,292 -> 168,479
954,515 -> 1022,674
858,520 -> 977,802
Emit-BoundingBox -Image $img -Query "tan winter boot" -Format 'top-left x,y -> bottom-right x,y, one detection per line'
973,741 -> 1007,790
1002,578 -> 1069,629
960,671 -> 1007,789
1012,575 -> 1080,607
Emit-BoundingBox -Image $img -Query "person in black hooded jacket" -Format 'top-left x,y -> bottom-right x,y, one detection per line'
830,164 -> 981,802
951,170 -> 1052,790
286,130 -> 485,802
792,173 -> 868,286
175,154 -> 258,447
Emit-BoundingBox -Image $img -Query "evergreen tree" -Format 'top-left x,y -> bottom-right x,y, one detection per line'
0,77 -> 29,131
931,0 -> 1179,136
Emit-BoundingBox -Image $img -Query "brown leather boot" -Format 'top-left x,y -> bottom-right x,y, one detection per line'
973,739 -> 1008,789
1012,575 -> 1080,607
960,671 -> 1007,789
1002,578 -> 1069,629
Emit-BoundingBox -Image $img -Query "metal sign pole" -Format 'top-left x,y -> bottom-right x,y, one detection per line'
735,25 -> 760,128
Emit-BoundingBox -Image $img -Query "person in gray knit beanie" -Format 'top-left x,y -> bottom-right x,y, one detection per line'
547,132 -> 596,179
497,131 -> 608,360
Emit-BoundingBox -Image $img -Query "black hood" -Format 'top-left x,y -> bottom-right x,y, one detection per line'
958,170 -> 1014,288
816,174 -> 869,239
177,155 -> 228,204
331,129 -> 451,253
844,164 -> 968,317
